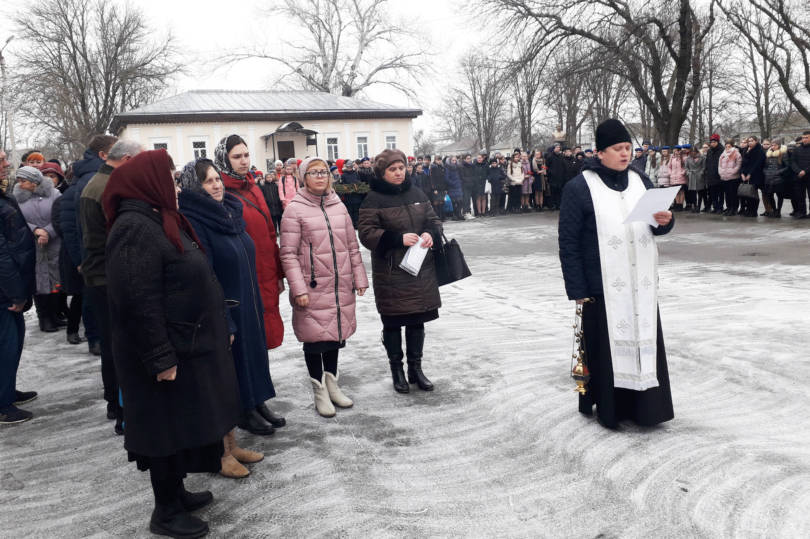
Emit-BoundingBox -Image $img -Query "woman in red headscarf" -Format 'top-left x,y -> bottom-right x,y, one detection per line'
103,149 -> 240,538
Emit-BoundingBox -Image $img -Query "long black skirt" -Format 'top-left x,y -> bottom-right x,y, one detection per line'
579,296 -> 674,428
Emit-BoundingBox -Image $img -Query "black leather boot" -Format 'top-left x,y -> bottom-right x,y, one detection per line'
382,329 -> 409,393
405,326 -> 433,391
255,402 -> 286,428
34,295 -> 58,332
177,483 -> 213,512
237,409 -> 275,436
149,499 -> 209,538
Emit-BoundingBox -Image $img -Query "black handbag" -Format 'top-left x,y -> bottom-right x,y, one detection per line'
737,181 -> 758,200
434,233 -> 471,286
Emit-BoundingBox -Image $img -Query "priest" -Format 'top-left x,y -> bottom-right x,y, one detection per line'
558,118 -> 675,429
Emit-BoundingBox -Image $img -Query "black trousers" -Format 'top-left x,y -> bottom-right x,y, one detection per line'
579,296 -> 674,428
794,175 -> 809,215
85,285 -> 119,406
66,293 -> 83,334
724,179 -> 741,213
708,184 -> 724,211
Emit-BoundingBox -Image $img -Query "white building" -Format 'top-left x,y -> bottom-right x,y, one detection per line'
110,90 -> 422,171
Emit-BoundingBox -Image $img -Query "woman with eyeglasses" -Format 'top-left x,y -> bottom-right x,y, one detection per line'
214,134 -> 286,435
280,158 -> 368,417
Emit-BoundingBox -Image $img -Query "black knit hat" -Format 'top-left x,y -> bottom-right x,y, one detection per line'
595,118 -> 632,151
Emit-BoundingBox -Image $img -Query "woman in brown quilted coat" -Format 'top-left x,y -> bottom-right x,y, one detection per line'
280,157 -> 369,417
358,149 -> 443,394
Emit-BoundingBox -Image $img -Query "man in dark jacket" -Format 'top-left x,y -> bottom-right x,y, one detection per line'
704,134 -> 724,213
0,148 -> 38,424
59,135 -> 117,355
80,139 -> 142,434
631,148 -> 646,170
790,130 -> 810,218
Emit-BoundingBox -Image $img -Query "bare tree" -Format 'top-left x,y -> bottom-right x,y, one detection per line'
542,55 -> 593,147
434,91 -> 475,145
13,0 -> 179,156
240,0 -> 427,98
486,0 -> 718,144
413,128 -> 436,157
723,0 -> 810,123
459,55 -> 510,154
510,40 -> 555,150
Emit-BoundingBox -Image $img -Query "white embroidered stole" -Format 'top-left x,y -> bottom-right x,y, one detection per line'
583,169 -> 659,390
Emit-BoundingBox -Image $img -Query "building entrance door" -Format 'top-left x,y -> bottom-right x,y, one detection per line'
277,141 -> 295,162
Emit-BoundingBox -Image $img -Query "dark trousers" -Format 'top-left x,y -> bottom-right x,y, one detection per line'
83,294 -> 100,344
0,310 -> 26,409
492,192 -> 506,213
462,182 -> 474,214
685,190 -> 696,206
85,285 -> 119,406
709,184 -> 724,211
67,294 -> 83,334
724,179 -> 741,213
794,175 -> 809,215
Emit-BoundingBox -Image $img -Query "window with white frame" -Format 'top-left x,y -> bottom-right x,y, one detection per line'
153,142 -> 168,150
385,135 -> 397,150
192,140 -> 208,159
326,137 -> 339,161
356,136 -> 369,158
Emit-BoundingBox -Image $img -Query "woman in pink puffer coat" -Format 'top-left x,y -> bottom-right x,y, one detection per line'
280,157 -> 369,418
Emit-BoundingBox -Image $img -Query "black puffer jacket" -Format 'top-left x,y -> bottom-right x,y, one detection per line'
704,144 -> 723,187
0,191 -> 35,309
106,199 -> 239,457
358,176 -> 443,317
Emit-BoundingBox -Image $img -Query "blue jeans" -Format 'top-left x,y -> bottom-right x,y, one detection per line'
0,309 -> 26,409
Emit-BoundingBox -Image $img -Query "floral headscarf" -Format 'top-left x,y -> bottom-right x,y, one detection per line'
214,135 -> 247,180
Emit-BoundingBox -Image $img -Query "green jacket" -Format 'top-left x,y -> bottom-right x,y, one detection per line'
79,163 -> 114,287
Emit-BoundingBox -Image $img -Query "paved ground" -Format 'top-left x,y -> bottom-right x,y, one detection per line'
2,210 -> 809,538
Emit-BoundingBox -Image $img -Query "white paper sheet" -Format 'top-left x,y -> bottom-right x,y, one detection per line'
399,237 -> 429,276
623,186 -> 681,227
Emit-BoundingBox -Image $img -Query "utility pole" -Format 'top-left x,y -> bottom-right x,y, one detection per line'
0,36 -> 18,170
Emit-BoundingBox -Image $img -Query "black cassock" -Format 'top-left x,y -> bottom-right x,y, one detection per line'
579,296 -> 674,428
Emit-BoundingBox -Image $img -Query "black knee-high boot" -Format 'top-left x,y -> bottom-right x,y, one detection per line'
149,473 -> 208,538
405,325 -> 433,391
382,328 -> 408,393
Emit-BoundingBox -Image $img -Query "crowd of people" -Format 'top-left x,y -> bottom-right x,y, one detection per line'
0,137 -> 444,538
1,120 -> 809,537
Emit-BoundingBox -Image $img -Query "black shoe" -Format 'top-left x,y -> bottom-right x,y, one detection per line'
389,360 -> 410,393
178,487 -> 213,512
14,390 -> 38,405
149,500 -> 209,539
67,332 -> 84,345
255,402 -> 286,428
39,317 -> 58,332
237,409 -> 275,436
114,416 -> 124,435
0,405 -> 33,424
89,341 -> 102,356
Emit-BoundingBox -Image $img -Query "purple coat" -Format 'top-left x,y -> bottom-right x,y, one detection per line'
13,177 -> 61,294
280,188 -> 369,344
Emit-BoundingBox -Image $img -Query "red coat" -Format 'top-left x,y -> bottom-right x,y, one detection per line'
221,171 -> 284,349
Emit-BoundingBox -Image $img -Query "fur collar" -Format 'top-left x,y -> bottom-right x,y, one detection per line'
12,176 -> 55,204
766,146 -> 788,158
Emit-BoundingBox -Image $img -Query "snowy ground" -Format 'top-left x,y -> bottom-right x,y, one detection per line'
2,210 -> 810,538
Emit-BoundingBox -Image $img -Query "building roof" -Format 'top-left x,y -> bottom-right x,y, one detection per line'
110,90 -> 422,134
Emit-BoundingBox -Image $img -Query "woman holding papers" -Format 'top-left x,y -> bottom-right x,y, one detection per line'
359,149 -> 443,394
280,157 -> 369,418
558,118 -> 675,430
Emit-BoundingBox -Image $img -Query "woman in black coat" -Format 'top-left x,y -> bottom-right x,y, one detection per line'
179,158 -> 272,478
358,149 -> 443,394
104,150 -> 240,538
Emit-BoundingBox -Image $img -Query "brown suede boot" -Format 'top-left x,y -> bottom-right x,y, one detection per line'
230,430 -> 264,464
220,430 -> 249,478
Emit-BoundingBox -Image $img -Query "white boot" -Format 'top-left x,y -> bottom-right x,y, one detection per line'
324,371 -> 353,408
311,375 -> 336,417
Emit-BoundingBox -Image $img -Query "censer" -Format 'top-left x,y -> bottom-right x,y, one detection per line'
570,298 -> 593,394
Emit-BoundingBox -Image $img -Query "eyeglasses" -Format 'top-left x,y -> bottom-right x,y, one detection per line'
306,170 -> 330,177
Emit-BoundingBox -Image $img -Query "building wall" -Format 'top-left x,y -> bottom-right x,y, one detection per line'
120,117 -> 414,171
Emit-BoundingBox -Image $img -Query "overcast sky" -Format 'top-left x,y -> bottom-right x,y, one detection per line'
0,0 -> 488,140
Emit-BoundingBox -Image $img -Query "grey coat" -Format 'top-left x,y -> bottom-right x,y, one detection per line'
685,155 -> 707,191
13,177 -> 61,294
